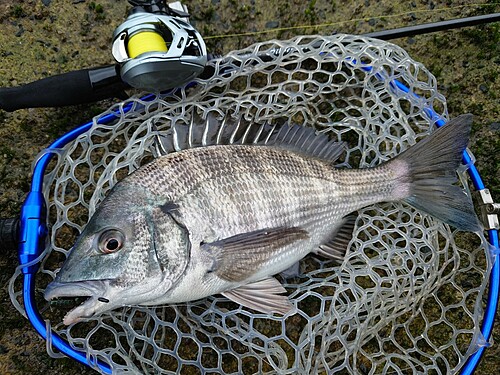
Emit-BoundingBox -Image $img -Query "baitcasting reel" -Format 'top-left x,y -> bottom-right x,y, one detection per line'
112,0 -> 207,90
0,0 -> 207,111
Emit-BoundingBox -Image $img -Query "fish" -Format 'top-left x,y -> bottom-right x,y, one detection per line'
44,113 -> 481,325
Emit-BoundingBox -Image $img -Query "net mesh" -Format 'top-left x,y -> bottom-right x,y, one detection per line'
9,34 -> 491,374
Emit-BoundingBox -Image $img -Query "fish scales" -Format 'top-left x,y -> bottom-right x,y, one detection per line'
129,145 -> 395,239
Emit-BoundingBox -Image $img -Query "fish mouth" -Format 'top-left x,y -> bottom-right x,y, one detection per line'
44,280 -> 111,325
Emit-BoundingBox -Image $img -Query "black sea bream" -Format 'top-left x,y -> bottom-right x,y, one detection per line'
45,114 -> 481,325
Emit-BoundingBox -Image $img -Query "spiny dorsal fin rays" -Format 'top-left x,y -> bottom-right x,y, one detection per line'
153,111 -> 346,164
188,114 -> 195,149
263,117 -> 346,163
262,123 -> 278,145
216,115 -> 229,145
151,119 -> 170,156
161,112 -> 271,150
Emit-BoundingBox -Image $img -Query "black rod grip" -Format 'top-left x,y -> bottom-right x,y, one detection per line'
0,218 -> 20,251
0,64 -> 129,112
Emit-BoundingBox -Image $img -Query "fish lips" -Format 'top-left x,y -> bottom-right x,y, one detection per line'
44,279 -> 112,325
44,279 -> 107,299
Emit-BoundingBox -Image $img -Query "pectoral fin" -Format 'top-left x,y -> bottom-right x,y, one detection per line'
222,277 -> 293,315
202,226 -> 309,282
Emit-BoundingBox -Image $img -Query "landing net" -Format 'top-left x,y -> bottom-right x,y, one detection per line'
10,34 -> 491,374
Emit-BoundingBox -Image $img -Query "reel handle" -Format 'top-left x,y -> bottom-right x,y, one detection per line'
0,65 -> 129,112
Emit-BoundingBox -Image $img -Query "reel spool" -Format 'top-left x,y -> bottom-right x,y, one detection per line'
112,4 -> 207,91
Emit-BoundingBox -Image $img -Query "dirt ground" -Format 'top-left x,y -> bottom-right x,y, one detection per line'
0,0 -> 499,374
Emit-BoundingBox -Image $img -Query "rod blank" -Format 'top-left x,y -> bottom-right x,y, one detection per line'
364,13 -> 500,40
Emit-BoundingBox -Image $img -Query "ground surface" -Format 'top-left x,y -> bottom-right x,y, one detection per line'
0,0 -> 499,374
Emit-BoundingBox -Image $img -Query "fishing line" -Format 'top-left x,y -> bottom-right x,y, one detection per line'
204,2 -> 500,40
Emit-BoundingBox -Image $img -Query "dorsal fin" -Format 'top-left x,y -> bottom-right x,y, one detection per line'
263,120 -> 346,163
154,112 -> 346,164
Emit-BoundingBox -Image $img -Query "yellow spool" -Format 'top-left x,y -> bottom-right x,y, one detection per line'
127,31 -> 168,58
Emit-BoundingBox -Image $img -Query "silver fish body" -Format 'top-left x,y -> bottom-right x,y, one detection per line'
45,114 -> 481,325
131,146 -> 392,301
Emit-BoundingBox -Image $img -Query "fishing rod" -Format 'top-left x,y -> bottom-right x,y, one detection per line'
364,11 -> 500,39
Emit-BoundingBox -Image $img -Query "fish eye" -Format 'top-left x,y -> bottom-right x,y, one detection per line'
98,229 -> 125,254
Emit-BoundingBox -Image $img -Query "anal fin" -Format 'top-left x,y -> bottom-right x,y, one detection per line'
315,213 -> 357,261
221,277 -> 293,315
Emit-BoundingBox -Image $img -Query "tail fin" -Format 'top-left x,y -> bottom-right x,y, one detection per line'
389,114 -> 481,232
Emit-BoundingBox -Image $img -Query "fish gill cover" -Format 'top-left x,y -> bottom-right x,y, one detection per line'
9,34 -> 490,374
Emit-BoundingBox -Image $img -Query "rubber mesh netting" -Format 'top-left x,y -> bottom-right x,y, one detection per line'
10,34 -> 492,374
